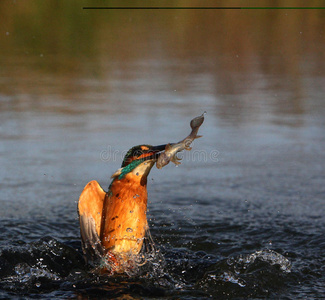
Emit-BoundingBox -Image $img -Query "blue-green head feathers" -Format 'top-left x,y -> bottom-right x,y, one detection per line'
111,145 -> 154,180
111,144 -> 166,181
121,145 -> 153,167
118,159 -> 145,179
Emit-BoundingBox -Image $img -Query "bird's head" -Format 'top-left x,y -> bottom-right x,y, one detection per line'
111,144 -> 166,181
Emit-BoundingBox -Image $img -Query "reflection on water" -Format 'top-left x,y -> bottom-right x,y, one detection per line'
1,1 -> 325,122
0,1 -> 325,299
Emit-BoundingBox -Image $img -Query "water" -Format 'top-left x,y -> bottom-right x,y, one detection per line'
1,1 -> 325,298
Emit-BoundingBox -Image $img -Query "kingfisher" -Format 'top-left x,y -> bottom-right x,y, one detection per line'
77,144 -> 167,273
77,113 -> 205,274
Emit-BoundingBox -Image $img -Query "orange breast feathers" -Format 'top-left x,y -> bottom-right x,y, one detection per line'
100,173 -> 149,255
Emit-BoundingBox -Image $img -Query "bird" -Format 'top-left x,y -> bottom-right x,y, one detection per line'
77,113 -> 205,274
77,144 -> 167,273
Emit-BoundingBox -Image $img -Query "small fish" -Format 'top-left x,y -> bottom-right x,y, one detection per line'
156,112 -> 206,169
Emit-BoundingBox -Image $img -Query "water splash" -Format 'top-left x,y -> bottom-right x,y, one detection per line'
197,249 -> 292,297
227,250 -> 292,273
0,236 -> 293,298
0,237 -> 85,294
218,271 -> 246,287
94,245 -> 166,279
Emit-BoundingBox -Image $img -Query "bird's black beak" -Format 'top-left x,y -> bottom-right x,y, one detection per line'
142,144 -> 167,161
151,144 -> 167,152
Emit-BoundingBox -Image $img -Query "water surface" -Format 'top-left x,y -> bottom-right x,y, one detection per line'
0,1 -> 325,298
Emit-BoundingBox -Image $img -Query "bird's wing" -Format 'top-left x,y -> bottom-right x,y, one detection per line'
78,180 -> 106,264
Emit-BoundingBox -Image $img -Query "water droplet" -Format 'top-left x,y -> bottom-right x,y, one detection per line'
130,210 -> 134,213
136,172 -> 139,176
126,228 -> 133,233
133,194 -> 140,199
35,282 -> 41,288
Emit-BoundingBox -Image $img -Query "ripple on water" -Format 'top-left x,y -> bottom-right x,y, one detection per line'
0,236 -> 297,298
